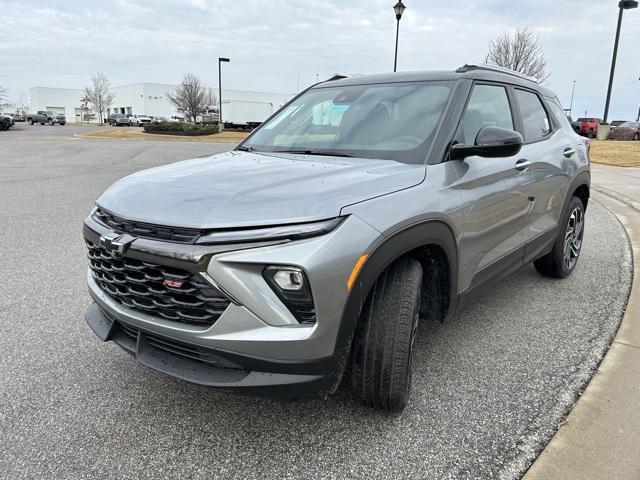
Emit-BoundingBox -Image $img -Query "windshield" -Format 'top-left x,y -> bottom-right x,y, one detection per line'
619,122 -> 639,128
242,81 -> 453,164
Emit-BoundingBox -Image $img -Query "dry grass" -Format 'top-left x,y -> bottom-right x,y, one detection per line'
590,139 -> 640,167
75,126 -> 249,143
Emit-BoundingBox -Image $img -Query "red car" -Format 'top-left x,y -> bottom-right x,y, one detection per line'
575,117 -> 602,138
608,121 -> 640,141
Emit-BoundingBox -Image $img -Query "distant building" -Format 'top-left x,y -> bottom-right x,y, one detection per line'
19,83 -> 293,124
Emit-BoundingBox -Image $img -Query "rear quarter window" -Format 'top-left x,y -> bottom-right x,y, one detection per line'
548,102 -> 574,132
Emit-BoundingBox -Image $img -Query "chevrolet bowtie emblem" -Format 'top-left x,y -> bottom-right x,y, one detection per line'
99,233 -> 135,255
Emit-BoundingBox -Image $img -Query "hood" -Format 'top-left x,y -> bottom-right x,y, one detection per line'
97,151 -> 425,229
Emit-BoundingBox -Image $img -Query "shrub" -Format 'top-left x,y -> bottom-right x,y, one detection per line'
143,121 -> 219,136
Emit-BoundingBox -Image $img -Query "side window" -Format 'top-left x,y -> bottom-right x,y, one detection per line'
515,89 -> 551,142
459,84 -> 513,144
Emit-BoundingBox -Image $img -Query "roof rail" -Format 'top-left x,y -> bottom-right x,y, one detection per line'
455,64 -> 539,84
325,73 -> 366,82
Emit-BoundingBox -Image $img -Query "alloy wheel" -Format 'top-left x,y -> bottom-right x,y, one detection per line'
563,206 -> 584,270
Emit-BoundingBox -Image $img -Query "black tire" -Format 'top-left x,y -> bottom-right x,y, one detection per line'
534,196 -> 585,278
28,118 -> 34,125
59,122 -> 65,126
350,257 -> 423,412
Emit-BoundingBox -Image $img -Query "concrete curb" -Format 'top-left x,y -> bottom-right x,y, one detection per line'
593,185 -> 640,211
523,192 -> 640,480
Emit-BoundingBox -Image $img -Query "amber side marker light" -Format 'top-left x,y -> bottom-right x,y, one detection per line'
347,254 -> 369,291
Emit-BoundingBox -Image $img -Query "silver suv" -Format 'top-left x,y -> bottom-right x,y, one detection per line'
83,65 -> 590,412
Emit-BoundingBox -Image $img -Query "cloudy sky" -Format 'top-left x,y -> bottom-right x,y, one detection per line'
1,0 -> 639,119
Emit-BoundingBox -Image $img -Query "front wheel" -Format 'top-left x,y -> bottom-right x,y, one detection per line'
534,196 -> 585,278
350,257 -> 423,412
48,119 -> 54,125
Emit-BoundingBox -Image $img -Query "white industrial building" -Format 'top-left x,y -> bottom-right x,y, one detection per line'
19,83 -> 294,124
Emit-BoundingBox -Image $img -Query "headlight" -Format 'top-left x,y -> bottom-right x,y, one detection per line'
263,266 -> 315,324
195,217 -> 344,245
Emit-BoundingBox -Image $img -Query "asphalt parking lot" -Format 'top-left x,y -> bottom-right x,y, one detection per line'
0,125 -> 632,480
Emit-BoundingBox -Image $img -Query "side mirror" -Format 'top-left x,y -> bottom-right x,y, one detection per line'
450,126 -> 523,160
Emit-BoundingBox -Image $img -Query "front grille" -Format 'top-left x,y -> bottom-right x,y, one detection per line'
93,208 -> 202,243
87,241 -> 230,326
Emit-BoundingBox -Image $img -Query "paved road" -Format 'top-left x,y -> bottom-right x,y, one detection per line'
3,122 -> 114,139
0,132 -> 632,480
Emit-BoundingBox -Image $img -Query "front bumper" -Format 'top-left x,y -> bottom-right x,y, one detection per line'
83,213 -> 379,396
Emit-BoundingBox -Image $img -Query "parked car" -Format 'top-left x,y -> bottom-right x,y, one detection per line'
83,64 -> 590,412
195,109 -> 219,124
107,113 -> 132,127
26,110 -> 66,125
134,114 -> 152,125
12,112 -> 26,122
0,113 -> 14,130
127,114 -> 139,126
608,121 -> 640,141
609,120 -> 627,129
575,117 -> 601,138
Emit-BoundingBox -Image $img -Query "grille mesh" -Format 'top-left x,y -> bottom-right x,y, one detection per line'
87,241 -> 230,326
93,208 -> 202,243
117,322 -> 222,365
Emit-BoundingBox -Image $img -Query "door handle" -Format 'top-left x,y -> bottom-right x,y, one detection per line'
515,159 -> 531,171
563,147 -> 576,158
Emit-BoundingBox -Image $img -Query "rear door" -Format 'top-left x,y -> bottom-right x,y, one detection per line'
453,82 -> 533,293
511,89 -> 575,263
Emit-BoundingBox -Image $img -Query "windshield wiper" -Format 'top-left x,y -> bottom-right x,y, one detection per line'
236,145 -> 255,152
275,149 -> 354,158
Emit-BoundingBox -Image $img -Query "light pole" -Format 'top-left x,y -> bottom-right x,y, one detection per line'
569,80 -> 576,116
637,76 -> 640,122
393,1 -> 406,72
218,57 -> 230,125
603,0 -> 638,123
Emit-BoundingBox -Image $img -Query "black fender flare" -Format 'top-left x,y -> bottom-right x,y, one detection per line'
334,219 -> 459,356
562,170 -> 590,214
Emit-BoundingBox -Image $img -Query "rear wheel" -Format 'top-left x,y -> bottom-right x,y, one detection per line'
350,257 -> 423,412
534,196 -> 585,278
28,118 -> 34,125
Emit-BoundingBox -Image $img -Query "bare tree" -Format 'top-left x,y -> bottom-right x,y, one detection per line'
84,73 -> 115,125
485,28 -> 549,82
167,74 -> 214,123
